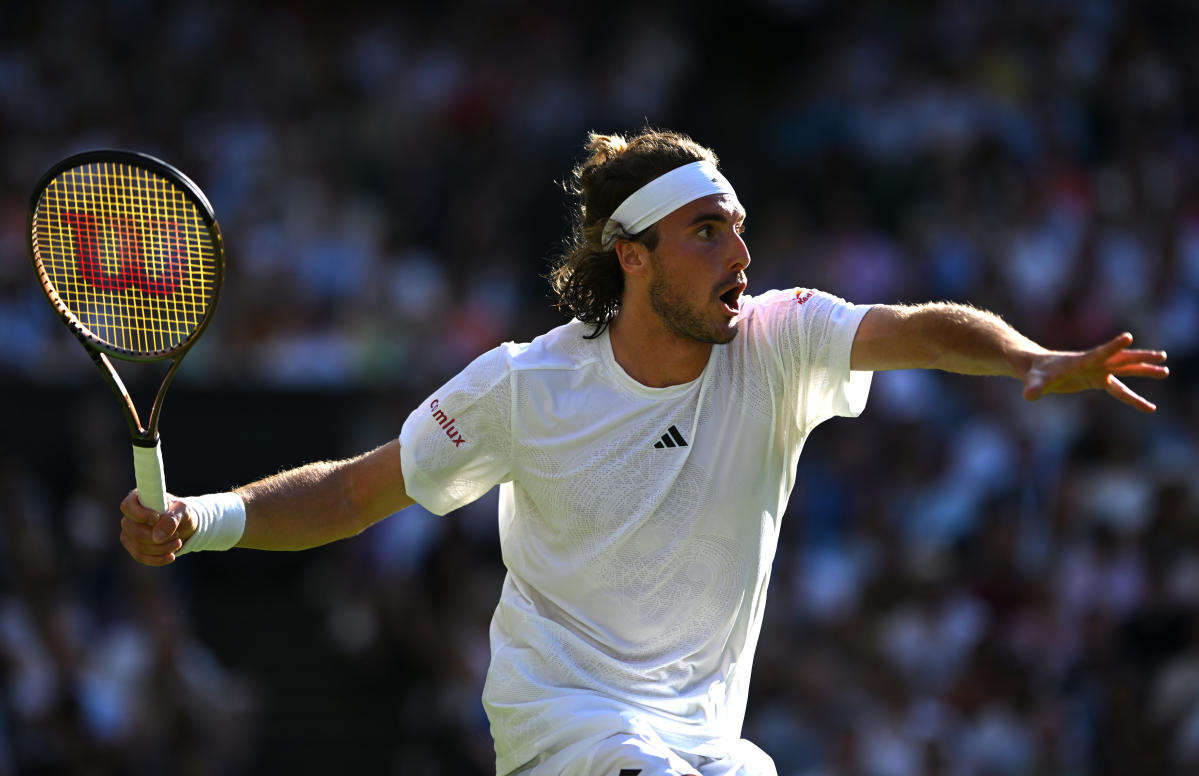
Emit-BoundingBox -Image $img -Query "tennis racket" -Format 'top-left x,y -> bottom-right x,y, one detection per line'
28,149 -> 225,513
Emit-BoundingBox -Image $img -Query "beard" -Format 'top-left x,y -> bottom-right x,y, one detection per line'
647,254 -> 739,345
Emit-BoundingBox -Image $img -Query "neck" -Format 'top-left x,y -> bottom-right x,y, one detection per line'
607,307 -> 712,388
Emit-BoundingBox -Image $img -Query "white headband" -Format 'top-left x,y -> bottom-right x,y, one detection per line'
600,160 -> 736,250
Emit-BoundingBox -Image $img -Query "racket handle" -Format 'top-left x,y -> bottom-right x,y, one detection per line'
132,440 -> 168,514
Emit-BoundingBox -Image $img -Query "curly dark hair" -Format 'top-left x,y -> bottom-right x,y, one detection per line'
548,128 -> 720,337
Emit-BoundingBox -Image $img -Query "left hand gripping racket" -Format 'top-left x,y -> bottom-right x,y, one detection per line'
28,150 -> 224,514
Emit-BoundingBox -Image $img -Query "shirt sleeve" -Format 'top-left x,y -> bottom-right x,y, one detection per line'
400,345 -> 514,515
754,288 -> 874,434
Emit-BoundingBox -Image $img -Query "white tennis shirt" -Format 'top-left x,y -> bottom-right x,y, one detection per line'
400,288 -> 873,775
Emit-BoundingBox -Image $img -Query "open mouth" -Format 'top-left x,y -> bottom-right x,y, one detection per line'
719,282 -> 746,313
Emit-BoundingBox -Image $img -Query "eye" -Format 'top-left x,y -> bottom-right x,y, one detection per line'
696,225 -> 713,239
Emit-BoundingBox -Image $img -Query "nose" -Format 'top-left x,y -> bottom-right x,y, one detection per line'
729,231 -> 750,272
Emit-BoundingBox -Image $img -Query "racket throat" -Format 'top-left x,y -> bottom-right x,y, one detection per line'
89,350 -> 177,443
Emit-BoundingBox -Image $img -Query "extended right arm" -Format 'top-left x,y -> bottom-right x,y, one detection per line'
120,439 -> 414,565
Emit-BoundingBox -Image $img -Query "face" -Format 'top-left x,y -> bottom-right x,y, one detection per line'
643,193 -> 750,345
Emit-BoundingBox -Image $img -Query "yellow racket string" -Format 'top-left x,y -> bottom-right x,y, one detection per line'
33,162 -> 218,356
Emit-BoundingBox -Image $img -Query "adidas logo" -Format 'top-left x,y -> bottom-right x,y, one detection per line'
653,425 -> 688,449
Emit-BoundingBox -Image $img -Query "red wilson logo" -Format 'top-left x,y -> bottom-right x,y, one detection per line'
428,399 -> 467,447
59,211 -> 185,296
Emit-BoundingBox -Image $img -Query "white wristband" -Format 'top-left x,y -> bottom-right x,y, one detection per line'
177,492 -> 246,555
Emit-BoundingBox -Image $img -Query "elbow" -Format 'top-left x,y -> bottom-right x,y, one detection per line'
341,507 -> 394,540
333,440 -> 415,542
339,472 -> 413,541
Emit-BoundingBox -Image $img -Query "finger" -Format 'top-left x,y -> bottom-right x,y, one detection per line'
1106,349 -> 1168,366
119,524 -> 182,566
1083,333 -> 1136,369
1111,363 -> 1170,380
122,533 -> 182,559
121,517 -> 183,553
1091,332 -> 1135,361
127,546 -> 178,567
1022,361 -> 1051,401
1105,375 -> 1156,413
120,489 -> 160,526
151,506 -> 183,543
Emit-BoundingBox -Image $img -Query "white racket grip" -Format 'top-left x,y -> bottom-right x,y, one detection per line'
132,440 -> 168,514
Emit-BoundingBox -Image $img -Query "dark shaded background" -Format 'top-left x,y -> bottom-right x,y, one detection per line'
2,1 -> 1198,774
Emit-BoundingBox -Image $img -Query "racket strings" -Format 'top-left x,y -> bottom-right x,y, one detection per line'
33,162 -> 219,356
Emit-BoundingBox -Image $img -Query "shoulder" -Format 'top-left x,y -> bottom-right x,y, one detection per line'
501,319 -> 604,374
734,288 -> 873,370
739,288 -> 858,331
742,287 -> 847,312
441,320 -> 605,406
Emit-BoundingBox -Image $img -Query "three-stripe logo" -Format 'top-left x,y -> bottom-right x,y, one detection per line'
653,425 -> 688,449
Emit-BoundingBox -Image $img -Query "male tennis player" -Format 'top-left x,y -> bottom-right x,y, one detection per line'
120,128 -> 1167,776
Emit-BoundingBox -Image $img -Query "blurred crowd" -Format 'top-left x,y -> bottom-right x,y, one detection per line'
2,0 -> 1198,774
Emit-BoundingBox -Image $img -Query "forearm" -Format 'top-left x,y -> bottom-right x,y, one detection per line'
853,303 -> 1047,378
233,460 -> 359,550
906,303 -> 1047,377
234,441 -> 413,551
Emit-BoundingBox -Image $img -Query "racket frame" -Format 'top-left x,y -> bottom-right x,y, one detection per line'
28,149 -> 226,509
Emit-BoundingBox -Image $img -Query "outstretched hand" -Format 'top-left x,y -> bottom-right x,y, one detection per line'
1022,333 -> 1169,412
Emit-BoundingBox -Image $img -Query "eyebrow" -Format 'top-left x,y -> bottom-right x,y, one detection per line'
686,209 -> 747,227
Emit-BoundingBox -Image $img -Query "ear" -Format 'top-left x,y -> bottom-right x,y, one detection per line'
615,240 -> 650,277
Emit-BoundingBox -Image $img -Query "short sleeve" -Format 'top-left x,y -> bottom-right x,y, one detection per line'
400,345 -> 514,515
749,288 -> 873,434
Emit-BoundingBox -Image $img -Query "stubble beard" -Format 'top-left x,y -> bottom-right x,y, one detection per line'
647,259 -> 739,346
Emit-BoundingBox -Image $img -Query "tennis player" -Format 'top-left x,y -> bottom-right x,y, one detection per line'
120,128 -> 1168,776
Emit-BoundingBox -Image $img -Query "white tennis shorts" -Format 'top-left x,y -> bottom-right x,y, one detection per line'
513,729 -> 778,776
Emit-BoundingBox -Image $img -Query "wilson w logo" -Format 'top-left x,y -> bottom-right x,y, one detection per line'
59,211 -> 185,296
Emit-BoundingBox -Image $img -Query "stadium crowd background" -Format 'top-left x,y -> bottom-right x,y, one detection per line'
2,0 -> 1198,774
